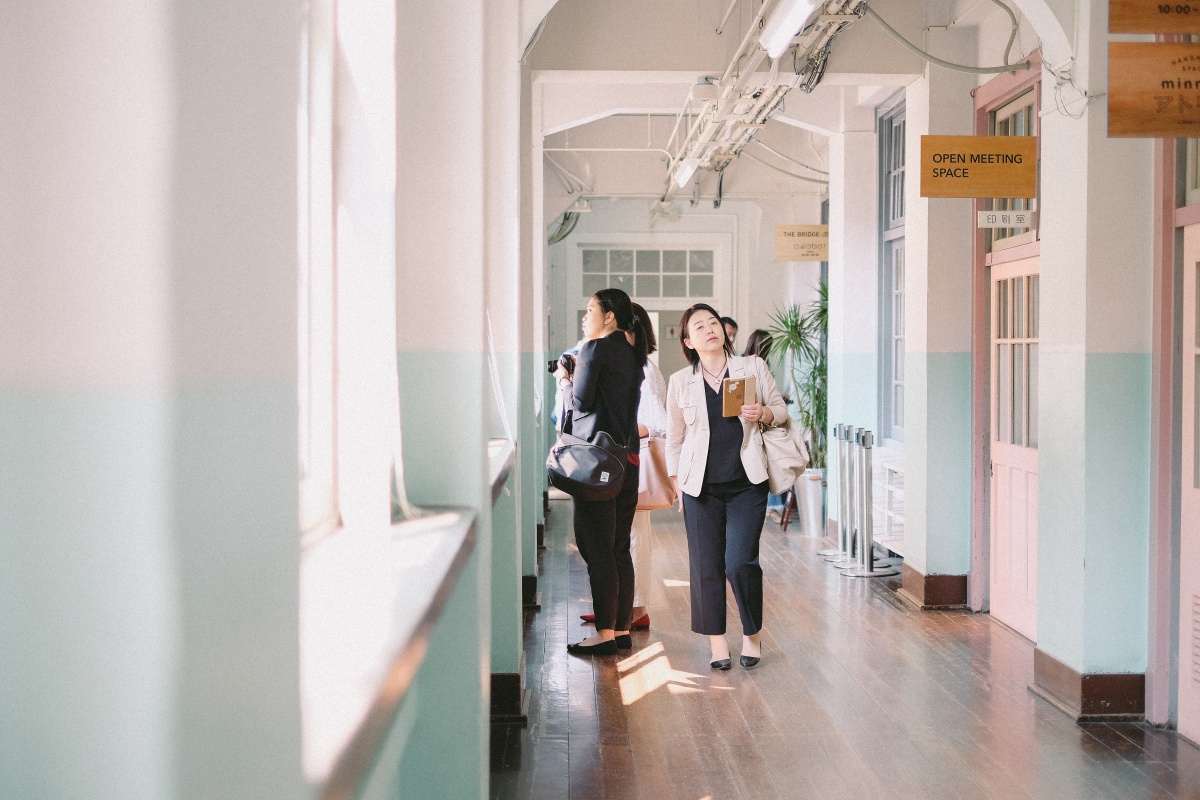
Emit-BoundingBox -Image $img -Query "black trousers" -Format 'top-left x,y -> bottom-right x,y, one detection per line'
682,476 -> 769,636
572,461 -> 640,631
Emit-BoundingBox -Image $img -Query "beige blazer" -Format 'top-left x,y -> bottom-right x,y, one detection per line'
665,354 -> 788,498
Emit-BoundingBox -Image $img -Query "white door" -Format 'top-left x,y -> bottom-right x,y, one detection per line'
1179,226 -> 1200,742
989,257 -> 1039,641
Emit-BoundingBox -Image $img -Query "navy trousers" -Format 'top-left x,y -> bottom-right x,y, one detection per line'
682,476 -> 769,636
572,461 -> 640,631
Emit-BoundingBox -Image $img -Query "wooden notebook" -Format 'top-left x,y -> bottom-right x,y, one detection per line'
721,376 -> 756,417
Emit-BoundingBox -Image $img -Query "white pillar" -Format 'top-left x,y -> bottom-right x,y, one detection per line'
826,91 -> 878,529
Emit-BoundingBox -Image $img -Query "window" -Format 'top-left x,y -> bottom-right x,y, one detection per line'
582,248 -> 715,299
987,91 -> 1039,251
995,274 -> 1039,448
298,0 -> 338,536
879,104 -> 905,443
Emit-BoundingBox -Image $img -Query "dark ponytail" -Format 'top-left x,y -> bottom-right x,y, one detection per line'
593,288 -> 649,368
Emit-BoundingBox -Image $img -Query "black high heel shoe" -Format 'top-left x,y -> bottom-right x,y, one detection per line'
567,639 -> 618,656
739,654 -> 760,669
710,658 -> 732,671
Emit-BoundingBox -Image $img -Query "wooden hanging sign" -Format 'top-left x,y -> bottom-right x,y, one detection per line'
1111,0 -> 1200,34
919,136 -> 1037,198
775,224 -> 829,261
1108,42 -> 1200,137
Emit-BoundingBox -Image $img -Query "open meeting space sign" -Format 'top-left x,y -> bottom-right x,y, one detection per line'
919,136 -> 1037,199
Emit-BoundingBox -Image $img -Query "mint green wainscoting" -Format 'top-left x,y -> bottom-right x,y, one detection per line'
905,352 -> 973,577
825,351 -> 878,523
1038,352 -> 1151,675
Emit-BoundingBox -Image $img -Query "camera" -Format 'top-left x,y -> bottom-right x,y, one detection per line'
547,353 -> 576,375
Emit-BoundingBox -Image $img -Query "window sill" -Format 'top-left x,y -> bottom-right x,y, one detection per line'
489,437 -> 516,505
300,508 -> 476,795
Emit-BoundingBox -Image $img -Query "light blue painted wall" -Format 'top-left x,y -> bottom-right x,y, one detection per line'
1082,354 -> 1151,673
826,351 -> 878,517
521,353 -> 541,577
0,392 -> 175,800
490,484 -> 522,673
1036,351 -> 1089,669
1038,353 -> 1151,674
172,381 -> 305,796
0,380 -> 307,799
924,353 -> 973,576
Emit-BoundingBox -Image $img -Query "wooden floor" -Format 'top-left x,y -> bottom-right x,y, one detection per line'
491,499 -> 1200,800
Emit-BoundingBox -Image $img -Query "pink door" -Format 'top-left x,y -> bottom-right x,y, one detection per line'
989,257 -> 1039,641
1179,226 -> 1200,742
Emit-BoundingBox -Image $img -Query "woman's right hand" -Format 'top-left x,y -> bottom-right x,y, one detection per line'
672,477 -> 682,513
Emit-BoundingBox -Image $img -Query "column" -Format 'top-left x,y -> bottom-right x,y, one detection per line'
393,0 -> 490,795
825,91 -> 878,536
900,29 -> 976,607
484,0 -> 528,727
1032,2 -> 1153,717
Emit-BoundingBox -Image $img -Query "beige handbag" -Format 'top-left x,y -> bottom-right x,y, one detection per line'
637,437 -> 677,510
759,417 -> 809,495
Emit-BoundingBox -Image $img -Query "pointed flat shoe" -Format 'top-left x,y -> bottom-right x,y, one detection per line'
739,655 -> 760,669
616,634 -> 633,650
567,639 -> 618,656
710,658 -> 732,671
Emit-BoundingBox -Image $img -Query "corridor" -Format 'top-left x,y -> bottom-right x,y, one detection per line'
491,503 -> 1200,800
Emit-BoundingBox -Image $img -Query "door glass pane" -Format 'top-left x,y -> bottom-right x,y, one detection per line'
1030,275 -> 1040,338
998,281 -> 1009,338
998,344 -> 1012,443
610,250 -> 633,273
583,250 -> 607,273
894,384 -> 904,427
689,251 -> 713,273
1013,342 -> 1024,445
610,273 -> 633,294
662,275 -> 688,297
689,274 -> 714,296
636,250 -> 660,273
1028,343 -> 1039,448
636,275 -> 661,297
1015,277 -> 1025,340
662,250 -> 687,272
582,274 -> 608,296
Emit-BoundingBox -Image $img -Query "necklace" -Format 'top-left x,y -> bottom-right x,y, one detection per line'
701,357 -> 728,385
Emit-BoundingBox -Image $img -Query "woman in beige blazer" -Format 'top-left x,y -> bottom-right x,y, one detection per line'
665,303 -> 787,670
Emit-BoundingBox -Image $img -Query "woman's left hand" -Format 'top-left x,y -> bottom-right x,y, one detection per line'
740,403 -> 772,424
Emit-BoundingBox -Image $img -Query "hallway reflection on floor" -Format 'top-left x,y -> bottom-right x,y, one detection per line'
490,500 -> 1200,800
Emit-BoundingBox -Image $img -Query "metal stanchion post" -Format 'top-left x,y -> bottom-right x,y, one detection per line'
845,429 -> 900,578
830,427 -> 860,569
817,423 -> 844,556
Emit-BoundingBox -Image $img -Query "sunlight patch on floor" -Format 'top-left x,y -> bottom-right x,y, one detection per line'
617,640 -> 706,705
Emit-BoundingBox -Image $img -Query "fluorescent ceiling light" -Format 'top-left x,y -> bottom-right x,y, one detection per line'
759,0 -> 821,59
673,158 -> 701,188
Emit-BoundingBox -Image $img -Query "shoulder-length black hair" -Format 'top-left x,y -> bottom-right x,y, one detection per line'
678,303 -> 733,371
593,288 -> 649,368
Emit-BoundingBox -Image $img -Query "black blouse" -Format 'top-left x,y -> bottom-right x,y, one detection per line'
702,373 -> 748,484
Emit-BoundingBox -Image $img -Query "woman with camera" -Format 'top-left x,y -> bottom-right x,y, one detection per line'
578,302 -> 667,632
554,288 -> 649,656
665,304 -> 787,670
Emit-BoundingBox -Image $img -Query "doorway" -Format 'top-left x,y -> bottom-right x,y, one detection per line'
988,257 -> 1040,641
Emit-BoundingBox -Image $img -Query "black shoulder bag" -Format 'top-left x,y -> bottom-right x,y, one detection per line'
546,398 -> 627,502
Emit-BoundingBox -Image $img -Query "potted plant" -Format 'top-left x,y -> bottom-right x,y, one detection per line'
765,280 -> 827,535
